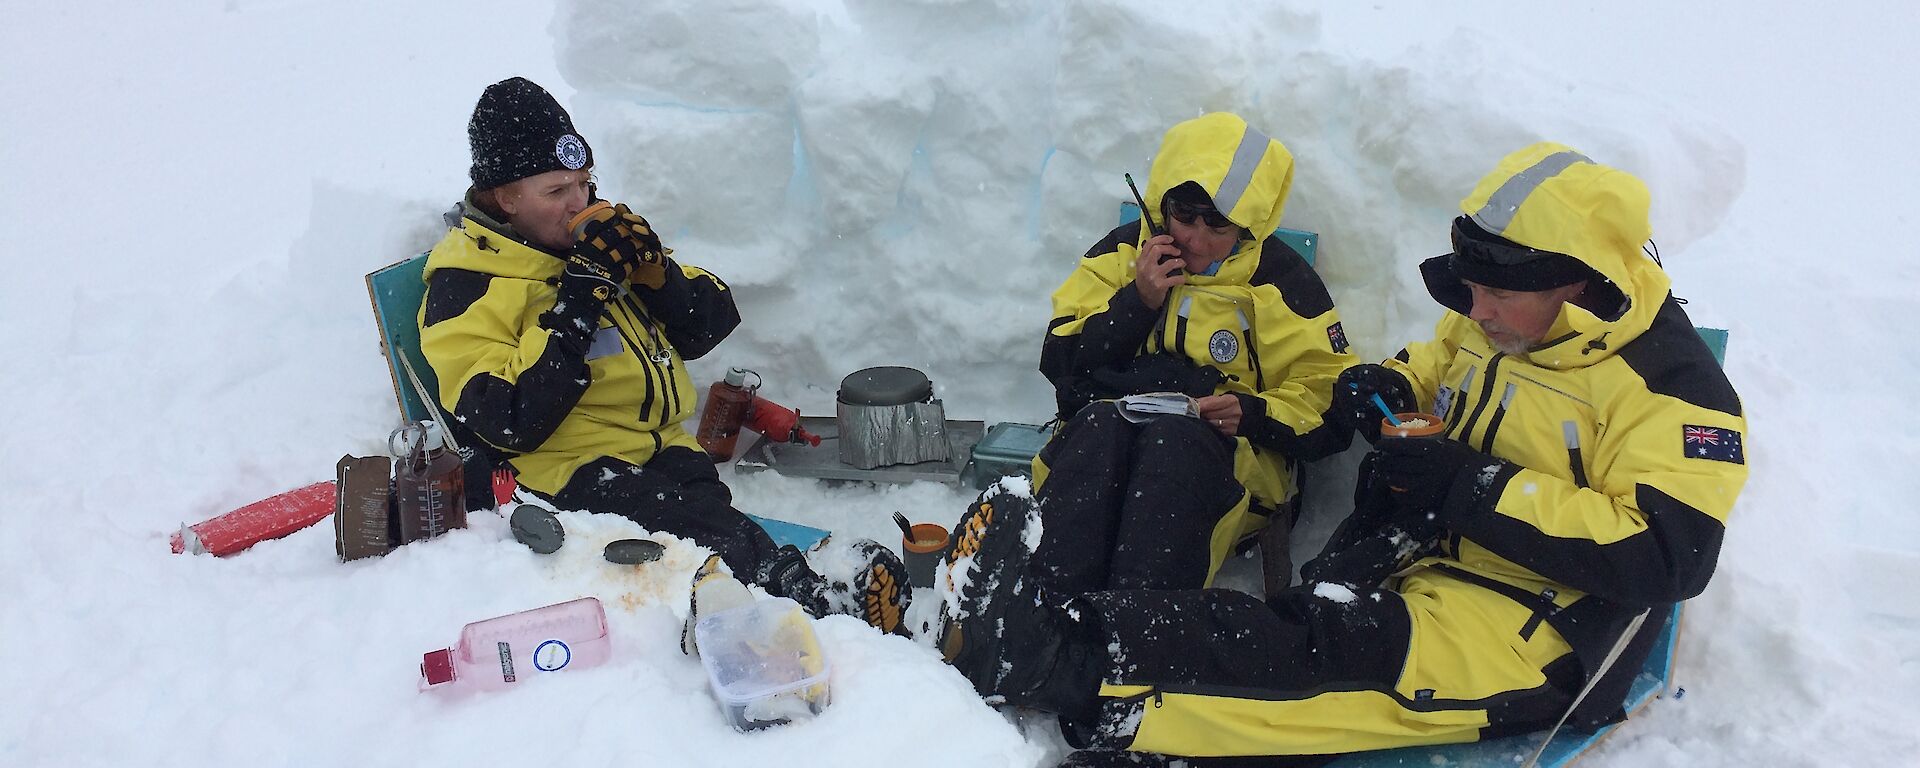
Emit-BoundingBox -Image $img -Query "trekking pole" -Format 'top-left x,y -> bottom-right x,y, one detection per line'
1520,609 -> 1651,768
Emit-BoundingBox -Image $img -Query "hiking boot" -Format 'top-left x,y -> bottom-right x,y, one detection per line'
823,537 -> 912,635
936,489 -> 1059,701
681,554 -> 755,656
760,540 -> 912,636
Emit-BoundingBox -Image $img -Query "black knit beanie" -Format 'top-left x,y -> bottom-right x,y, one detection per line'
468,77 -> 593,190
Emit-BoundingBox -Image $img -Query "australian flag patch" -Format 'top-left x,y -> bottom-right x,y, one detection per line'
1682,425 -> 1744,464
1327,322 -> 1350,353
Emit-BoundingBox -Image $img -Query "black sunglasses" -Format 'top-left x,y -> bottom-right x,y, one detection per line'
1450,216 -> 1564,266
1165,199 -> 1233,229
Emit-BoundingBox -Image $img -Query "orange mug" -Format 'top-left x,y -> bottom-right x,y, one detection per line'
567,200 -> 614,239
902,522 -> 952,590
1381,412 -> 1446,439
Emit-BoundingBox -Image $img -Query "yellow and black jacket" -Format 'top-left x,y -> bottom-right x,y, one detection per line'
417,198 -> 738,495
1384,142 -> 1749,726
1040,113 -> 1357,511
1066,144 -> 1749,758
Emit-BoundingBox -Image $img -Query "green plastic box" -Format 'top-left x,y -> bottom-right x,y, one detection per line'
962,422 -> 1056,489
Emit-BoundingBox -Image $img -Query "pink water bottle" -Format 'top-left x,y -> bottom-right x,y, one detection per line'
419,597 -> 612,692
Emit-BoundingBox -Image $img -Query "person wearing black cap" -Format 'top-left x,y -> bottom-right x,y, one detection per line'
935,143 -> 1747,762
417,77 -> 910,638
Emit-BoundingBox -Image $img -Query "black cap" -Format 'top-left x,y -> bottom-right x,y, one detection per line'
1448,216 -> 1595,291
468,77 -> 593,191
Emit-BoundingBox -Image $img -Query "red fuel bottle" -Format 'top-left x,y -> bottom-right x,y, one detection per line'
697,368 -> 759,462
744,395 -> 822,447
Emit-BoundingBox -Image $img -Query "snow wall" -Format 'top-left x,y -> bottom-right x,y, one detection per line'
554,0 -> 1745,427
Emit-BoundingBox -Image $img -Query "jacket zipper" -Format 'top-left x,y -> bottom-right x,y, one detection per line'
622,295 -> 681,416
1174,295 -> 1193,360
1151,288 -> 1172,354
1444,365 -> 1479,439
1113,686 -> 1166,708
605,301 -> 659,424
1453,353 -> 1506,443
1477,383 -> 1518,454
1237,309 -> 1264,392
1562,421 -> 1590,489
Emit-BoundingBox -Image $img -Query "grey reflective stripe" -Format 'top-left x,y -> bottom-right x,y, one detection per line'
1211,124 -> 1271,219
1471,151 -> 1591,235
1177,295 -> 1194,318
1562,420 -> 1580,450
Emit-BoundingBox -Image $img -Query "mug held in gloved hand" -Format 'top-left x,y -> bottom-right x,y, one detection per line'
1333,364 -> 1415,443
568,201 -> 670,290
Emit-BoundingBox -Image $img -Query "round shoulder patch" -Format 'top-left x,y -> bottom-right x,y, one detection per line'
555,134 -> 588,170
1209,329 -> 1239,364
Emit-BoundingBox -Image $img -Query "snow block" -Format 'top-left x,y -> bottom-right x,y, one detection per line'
171,481 -> 337,557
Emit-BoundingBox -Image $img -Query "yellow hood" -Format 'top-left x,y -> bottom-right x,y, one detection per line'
422,200 -> 565,285
1145,113 -> 1295,242
1442,142 -> 1671,370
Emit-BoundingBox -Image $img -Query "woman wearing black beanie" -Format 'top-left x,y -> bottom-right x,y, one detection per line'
418,77 -> 911,640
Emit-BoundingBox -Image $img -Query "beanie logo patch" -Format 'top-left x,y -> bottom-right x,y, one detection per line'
555,134 -> 588,170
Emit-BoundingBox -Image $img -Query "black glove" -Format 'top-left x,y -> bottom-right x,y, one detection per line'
538,246 -> 622,356
571,211 -> 651,290
1302,451 -> 1421,588
1331,364 -> 1415,443
1299,528 -> 1429,590
755,545 -> 829,616
1372,437 -> 1511,530
538,206 -> 665,355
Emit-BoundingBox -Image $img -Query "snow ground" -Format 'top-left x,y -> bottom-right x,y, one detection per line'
2,1 -> 1915,766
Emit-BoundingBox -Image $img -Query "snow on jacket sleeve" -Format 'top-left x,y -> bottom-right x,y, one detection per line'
1040,223 -> 1160,419
626,258 -> 739,360
420,268 -> 591,455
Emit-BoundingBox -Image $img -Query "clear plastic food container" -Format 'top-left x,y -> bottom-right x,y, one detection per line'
693,597 -> 831,730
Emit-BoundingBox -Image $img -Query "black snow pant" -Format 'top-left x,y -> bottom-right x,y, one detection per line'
543,446 -> 783,580
1031,402 -> 1247,595
1047,582 -> 1579,758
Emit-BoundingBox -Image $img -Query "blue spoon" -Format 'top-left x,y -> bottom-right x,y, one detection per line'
1371,393 -> 1403,426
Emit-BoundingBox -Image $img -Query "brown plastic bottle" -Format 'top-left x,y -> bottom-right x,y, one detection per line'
393,420 -> 468,543
696,367 -> 757,462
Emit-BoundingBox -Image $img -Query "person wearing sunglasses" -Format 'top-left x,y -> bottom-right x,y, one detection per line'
939,143 -> 1747,764
1014,112 -> 1357,606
